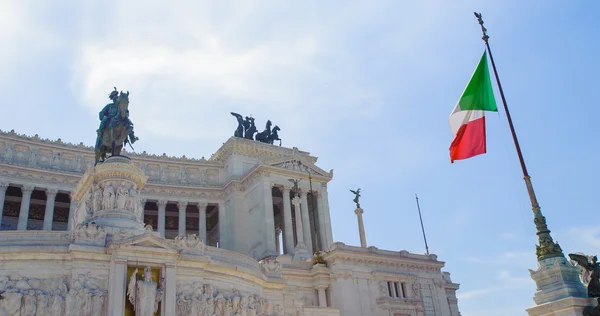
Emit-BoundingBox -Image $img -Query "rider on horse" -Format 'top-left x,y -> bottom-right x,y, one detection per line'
96,87 -> 138,148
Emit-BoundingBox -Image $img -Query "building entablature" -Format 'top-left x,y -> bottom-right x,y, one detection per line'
323,242 -> 445,274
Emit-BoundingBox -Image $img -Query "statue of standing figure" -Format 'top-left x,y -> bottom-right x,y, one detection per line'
127,267 -> 163,316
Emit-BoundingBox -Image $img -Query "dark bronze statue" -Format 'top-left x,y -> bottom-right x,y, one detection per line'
350,188 -> 361,206
569,253 -> 600,298
244,116 -> 257,140
267,126 -> 281,145
230,114 -> 282,145
255,120 -> 272,143
231,112 -> 245,138
95,88 -> 137,165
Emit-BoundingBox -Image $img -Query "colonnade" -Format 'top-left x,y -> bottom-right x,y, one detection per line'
0,182 -> 222,246
0,182 -> 76,231
271,183 -> 333,256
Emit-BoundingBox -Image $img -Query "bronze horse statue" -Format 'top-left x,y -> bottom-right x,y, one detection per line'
94,91 -> 132,165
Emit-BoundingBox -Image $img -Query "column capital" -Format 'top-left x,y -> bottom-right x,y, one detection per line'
299,189 -> 308,198
46,188 -> 59,196
22,185 -> 35,194
281,184 -> 293,192
315,285 -> 328,290
157,200 -> 168,208
177,200 -> 188,209
140,198 -> 148,204
197,202 -> 208,210
0,182 -> 9,191
354,207 -> 364,215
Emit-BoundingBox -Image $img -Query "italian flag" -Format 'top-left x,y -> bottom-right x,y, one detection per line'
449,51 -> 498,163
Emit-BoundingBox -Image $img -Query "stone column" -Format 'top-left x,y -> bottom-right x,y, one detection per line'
316,286 -> 328,307
321,183 -> 334,248
198,202 -> 207,242
316,191 -> 327,250
263,180 -> 277,256
178,201 -> 188,236
292,195 -> 309,260
164,263 -> 177,315
140,198 -> 147,223
355,207 -> 367,248
218,202 -> 225,248
300,190 -> 313,254
0,182 -> 8,229
275,228 -> 281,254
282,185 -> 295,255
109,257 -> 127,316
68,197 -> 77,231
157,200 -> 167,237
42,188 -> 58,230
17,185 -> 35,230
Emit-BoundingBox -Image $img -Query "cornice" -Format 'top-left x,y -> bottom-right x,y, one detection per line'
0,129 -> 221,165
209,136 -> 317,164
323,242 -> 445,273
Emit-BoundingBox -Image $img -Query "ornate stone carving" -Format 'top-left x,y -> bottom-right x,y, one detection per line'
65,273 -> 108,316
71,223 -> 106,245
412,283 -> 421,297
174,234 -> 206,255
0,276 -> 70,316
259,257 -> 282,276
175,282 -> 276,316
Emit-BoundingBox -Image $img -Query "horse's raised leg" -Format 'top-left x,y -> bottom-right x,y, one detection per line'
279,139 -> 282,146
111,141 -> 116,156
94,149 -> 101,166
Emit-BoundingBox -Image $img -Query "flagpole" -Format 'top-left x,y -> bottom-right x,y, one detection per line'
415,194 -> 430,255
474,12 -> 564,261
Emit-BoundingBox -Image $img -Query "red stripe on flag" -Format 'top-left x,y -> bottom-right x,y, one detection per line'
449,116 -> 486,163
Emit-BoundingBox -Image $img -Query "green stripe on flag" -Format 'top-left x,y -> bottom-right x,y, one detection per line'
458,51 -> 498,112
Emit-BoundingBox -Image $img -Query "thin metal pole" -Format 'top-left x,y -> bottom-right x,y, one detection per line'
474,12 -> 563,261
415,194 -> 430,255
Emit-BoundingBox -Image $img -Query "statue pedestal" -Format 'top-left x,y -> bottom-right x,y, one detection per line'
526,297 -> 597,316
71,156 -> 148,235
527,256 -> 592,315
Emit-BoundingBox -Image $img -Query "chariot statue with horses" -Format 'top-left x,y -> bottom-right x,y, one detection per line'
230,112 -> 281,146
94,87 -> 139,165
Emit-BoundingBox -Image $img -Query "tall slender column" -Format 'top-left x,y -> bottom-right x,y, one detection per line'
139,198 -> 147,223
17,185 -> 35,230
109,257 -> 127,316
316,191 -> 327,250
218,202 -> 226,248
43,188 -> 58,230
0,183 -> 9,229
157,200 -> 167,237
163,263 -> 177,315
68,197 -> 77,231
321,183 -> 334,247
282,186 -> 295,255
355,207 -> 367,248
263,180 -> 276,256
178,201 -> 188,236
316,286 -> 328,307
198,202 -> 207,242
300,190 -> 313,254
275,228 -> 281,254
292,195 -> 309,260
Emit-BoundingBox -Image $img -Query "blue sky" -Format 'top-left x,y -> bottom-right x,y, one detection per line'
1,1 -> 599,314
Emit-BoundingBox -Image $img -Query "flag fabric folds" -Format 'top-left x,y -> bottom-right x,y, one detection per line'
449,51 -> 498,163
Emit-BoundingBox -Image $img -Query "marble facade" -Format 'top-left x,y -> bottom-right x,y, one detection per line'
0,129 -> 461,316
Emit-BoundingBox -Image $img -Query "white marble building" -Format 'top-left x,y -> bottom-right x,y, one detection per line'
0,129 -> 461,316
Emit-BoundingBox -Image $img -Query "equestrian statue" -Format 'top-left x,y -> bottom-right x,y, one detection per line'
95,87 -> 138,165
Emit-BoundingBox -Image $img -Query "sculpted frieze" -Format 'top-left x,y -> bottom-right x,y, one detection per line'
175,282 -> 281,316
259,257 -> 282,276
174,234 -> 206,255
0,275 -> 107,316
